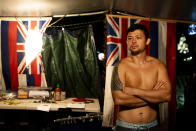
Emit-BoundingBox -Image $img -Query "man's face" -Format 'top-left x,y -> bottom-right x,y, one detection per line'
126,29 -> 149,56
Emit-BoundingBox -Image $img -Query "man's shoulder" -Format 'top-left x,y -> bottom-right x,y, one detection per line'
114,58 -> 129,68
147,56 -> 166,67
112,59 -> 129,74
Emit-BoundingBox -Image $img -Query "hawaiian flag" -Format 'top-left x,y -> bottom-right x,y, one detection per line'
103,14 -> 176,130
0,18 -> 51,91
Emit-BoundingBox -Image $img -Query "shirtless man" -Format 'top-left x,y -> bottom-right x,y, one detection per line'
111,24 -> 172,131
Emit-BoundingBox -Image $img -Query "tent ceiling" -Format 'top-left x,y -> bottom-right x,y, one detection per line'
0,0 -> 196,22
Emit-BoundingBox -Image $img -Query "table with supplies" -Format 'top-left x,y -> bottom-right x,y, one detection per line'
0,97 -> 102,131
0,98 -> 100,112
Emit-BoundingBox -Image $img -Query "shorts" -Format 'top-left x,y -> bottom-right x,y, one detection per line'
114,119 -> 159,131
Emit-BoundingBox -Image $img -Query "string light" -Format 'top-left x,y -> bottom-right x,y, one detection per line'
177,35 -> 189,54
97,52 -> 105,61
183,56 -> 192,61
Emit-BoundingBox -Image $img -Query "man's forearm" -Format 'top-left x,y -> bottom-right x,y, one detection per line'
125,95 -> 149,107
112,91 -> 148,108
124,87 -> 171,103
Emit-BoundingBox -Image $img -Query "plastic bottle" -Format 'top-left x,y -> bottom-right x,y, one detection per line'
55,84 -> 61,101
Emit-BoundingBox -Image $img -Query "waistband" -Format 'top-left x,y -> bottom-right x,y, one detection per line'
116,119 -> 158,130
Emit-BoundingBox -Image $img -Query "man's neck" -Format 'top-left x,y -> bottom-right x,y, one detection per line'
129,52 -> 147,65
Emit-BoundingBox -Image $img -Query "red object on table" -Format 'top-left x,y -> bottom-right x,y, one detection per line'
72,98 -> 94,103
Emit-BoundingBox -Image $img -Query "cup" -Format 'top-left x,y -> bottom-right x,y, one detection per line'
61,91 -> 66,100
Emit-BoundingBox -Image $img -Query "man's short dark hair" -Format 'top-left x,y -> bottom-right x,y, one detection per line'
127,24 -> 149,39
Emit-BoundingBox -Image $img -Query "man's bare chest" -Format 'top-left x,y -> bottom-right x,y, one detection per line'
124,66 -> 158,89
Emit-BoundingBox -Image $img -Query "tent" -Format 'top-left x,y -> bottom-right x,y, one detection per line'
0,0 -> 196,22
0,0 -> 196,131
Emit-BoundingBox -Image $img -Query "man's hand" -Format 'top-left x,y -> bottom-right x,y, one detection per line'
153,80 -> 167,90
123,86 -> 135,95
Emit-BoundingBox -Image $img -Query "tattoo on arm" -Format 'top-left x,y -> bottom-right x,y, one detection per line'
111,65 -> 123,91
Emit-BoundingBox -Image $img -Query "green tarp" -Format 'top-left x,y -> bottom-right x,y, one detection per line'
42,26 -> 102,98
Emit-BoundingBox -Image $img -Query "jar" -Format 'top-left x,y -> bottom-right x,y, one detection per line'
61,91 -> 66,100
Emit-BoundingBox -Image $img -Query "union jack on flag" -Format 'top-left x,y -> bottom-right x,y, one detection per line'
106,16 -> 156,67
17,20 -> 50,75
0,18 -> 51,90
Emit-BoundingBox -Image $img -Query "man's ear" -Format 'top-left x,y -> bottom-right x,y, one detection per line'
146,38 -> 151,46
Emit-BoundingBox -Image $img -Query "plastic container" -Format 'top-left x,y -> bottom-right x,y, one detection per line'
55,84 -> 61,101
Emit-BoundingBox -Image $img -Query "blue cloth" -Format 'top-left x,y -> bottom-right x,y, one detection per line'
115,119 -> 158,131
